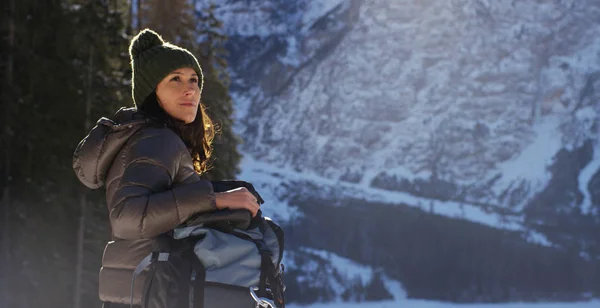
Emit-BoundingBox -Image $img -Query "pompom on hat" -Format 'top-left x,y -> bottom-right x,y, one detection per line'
129,29 -> 204,107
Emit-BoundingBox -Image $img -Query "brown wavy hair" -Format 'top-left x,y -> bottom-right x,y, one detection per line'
138,92 -> 215,175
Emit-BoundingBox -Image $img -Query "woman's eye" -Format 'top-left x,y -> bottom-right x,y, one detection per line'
190,78 -> 198,83
170,76 -> 180,82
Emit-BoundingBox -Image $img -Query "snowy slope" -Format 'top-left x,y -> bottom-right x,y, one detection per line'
578,140 -> 600,215
283,247 -> 406,303
239,0 -> 600,213
240,154 -> 532,234
216,0 -> 600,234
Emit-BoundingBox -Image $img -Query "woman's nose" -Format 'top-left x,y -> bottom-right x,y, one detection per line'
184,85 -> 196,95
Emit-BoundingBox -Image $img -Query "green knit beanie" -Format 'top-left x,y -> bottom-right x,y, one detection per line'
129,28 -> 204,107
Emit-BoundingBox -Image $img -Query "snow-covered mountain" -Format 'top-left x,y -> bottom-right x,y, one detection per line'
196,0 -> 600,304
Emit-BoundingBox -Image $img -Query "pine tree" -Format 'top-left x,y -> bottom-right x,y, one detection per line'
142,1 -> 242,181
68,3 -> 131,307
0,0 -> 16,306
141,0 -> 196,45
195,3 -> 241,181
364,270 -> 393,301
0,1 -> 130,306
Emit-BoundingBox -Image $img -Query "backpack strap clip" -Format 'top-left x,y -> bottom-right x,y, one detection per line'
249,287 -> 276,308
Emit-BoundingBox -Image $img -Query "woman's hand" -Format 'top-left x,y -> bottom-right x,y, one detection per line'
214,187 -> 260,217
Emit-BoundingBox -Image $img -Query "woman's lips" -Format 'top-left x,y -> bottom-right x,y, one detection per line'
180,102 -> 196,107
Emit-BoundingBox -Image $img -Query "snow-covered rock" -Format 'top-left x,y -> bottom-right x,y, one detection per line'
212,0 -> 600,241
198,0 -> 600,303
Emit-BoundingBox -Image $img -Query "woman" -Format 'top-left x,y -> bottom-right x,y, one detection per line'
73,29 -> 259,307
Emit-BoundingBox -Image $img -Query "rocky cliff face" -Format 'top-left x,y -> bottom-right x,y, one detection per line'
197,0 -> 600,303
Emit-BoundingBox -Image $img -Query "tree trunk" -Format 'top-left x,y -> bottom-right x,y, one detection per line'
2,0 -> 15,306
531,63 -> 543,125
128,0 -> 133,34
73,45 -> 94,308
137,0 -> 142,31
73,192 -> 86,308
1,167 -> 11,308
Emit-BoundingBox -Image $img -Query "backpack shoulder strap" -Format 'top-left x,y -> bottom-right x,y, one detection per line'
130,252 -> 170,308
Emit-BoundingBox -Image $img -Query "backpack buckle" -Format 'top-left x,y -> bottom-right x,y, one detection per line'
249,286 -> 276,308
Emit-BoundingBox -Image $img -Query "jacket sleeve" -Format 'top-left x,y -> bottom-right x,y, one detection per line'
107,130 -> 217,240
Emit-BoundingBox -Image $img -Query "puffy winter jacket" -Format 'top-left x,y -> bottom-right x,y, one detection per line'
73,107 -> 217,305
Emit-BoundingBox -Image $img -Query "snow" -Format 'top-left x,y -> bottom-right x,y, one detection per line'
278,36 -> 302,66
301,0 -> 346,32
238,152 -> 560,247
196,0 -> 346,39
579,141 -> 600,214
381,276 -> 407,301
218,0 -> 600,224
238,154 -> 524,231
196,1 -> 287,37
237,154 -> 303,222
283,248 -> 407,302
287,300 -> 600,308
224,0 -> 600,250
230,88 -> 259,125
230,1 -> 600,228
523,230 -> 554,247
300,248 -> 376,286
492,116 -> 564,211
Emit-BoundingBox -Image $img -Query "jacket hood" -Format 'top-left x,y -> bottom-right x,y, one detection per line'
73,107 -> 162,189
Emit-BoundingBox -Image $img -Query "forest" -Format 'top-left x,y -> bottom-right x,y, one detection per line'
0,1 -> 241,307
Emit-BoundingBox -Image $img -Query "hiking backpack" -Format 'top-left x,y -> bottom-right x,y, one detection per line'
130,181 -> 286,308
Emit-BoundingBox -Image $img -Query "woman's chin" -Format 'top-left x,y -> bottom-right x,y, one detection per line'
170,112 -> 196,124
183,115 -> 197,124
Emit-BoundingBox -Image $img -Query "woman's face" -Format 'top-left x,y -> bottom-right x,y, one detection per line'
155,67 -> 201,124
